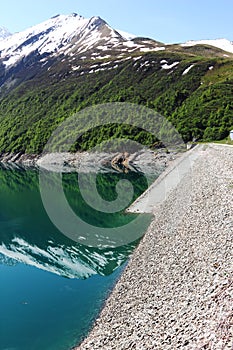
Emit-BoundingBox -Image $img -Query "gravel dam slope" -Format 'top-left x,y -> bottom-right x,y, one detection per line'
75,144 -> 233,350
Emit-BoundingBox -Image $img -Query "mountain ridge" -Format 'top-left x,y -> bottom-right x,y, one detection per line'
181,38 -> 233,54
0,13 -> 164,69
1,13 -> 233,60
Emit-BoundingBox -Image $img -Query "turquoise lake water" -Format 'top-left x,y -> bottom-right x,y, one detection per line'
0,164 -> 154,350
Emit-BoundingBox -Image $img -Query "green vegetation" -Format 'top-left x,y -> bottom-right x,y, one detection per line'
213,138 -> 233,145
0,50 -> 233,154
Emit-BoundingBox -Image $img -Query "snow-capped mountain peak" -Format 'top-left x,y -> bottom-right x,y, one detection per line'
0,13 -> 163,68
0,13 -> 97,66
181,38 -> 233,54
0,13 -> 123,67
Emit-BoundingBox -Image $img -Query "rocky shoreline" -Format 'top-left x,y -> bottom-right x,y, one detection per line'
74,144 -> 232,349
0,152 -> 40,164
0,148 -> 179,174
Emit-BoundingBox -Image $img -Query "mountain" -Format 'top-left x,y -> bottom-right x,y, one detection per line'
0,14 -> 232,155
181,38 -> 233,55
0,13 -> 163,69
0,26 -> 11,40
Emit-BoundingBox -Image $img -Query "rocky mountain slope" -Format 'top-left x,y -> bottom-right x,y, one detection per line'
0,14 -> 232,155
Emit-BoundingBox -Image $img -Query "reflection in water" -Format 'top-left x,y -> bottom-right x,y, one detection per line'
0,164 -> 155,350
0,235 -> 140,279
0,164 -> 152,279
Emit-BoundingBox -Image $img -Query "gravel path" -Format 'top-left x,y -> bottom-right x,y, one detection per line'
75,144 -> 233,350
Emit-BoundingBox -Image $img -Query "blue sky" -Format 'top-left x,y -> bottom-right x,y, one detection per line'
0,0 -> 233,43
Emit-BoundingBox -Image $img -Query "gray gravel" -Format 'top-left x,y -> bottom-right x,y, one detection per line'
75,144 -> 233,350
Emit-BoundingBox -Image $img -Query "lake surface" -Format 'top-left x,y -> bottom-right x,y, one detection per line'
0,164 -> 156,350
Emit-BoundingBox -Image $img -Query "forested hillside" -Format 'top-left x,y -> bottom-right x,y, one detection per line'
0,38 -> 233,154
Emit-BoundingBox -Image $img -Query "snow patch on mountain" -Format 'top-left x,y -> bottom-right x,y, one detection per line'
182,64 -> 195,75
116,29 -> 136,40
140,46 -> 165,52
181,38 -> 233,54
161,61 -> 179,70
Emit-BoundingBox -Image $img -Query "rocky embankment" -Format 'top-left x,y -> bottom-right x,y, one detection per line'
0,148 -> 177,173
75,144 -> 233,350
37,149 -> 178,174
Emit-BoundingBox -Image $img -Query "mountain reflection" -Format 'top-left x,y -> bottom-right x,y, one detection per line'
0,164 -> 151,279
